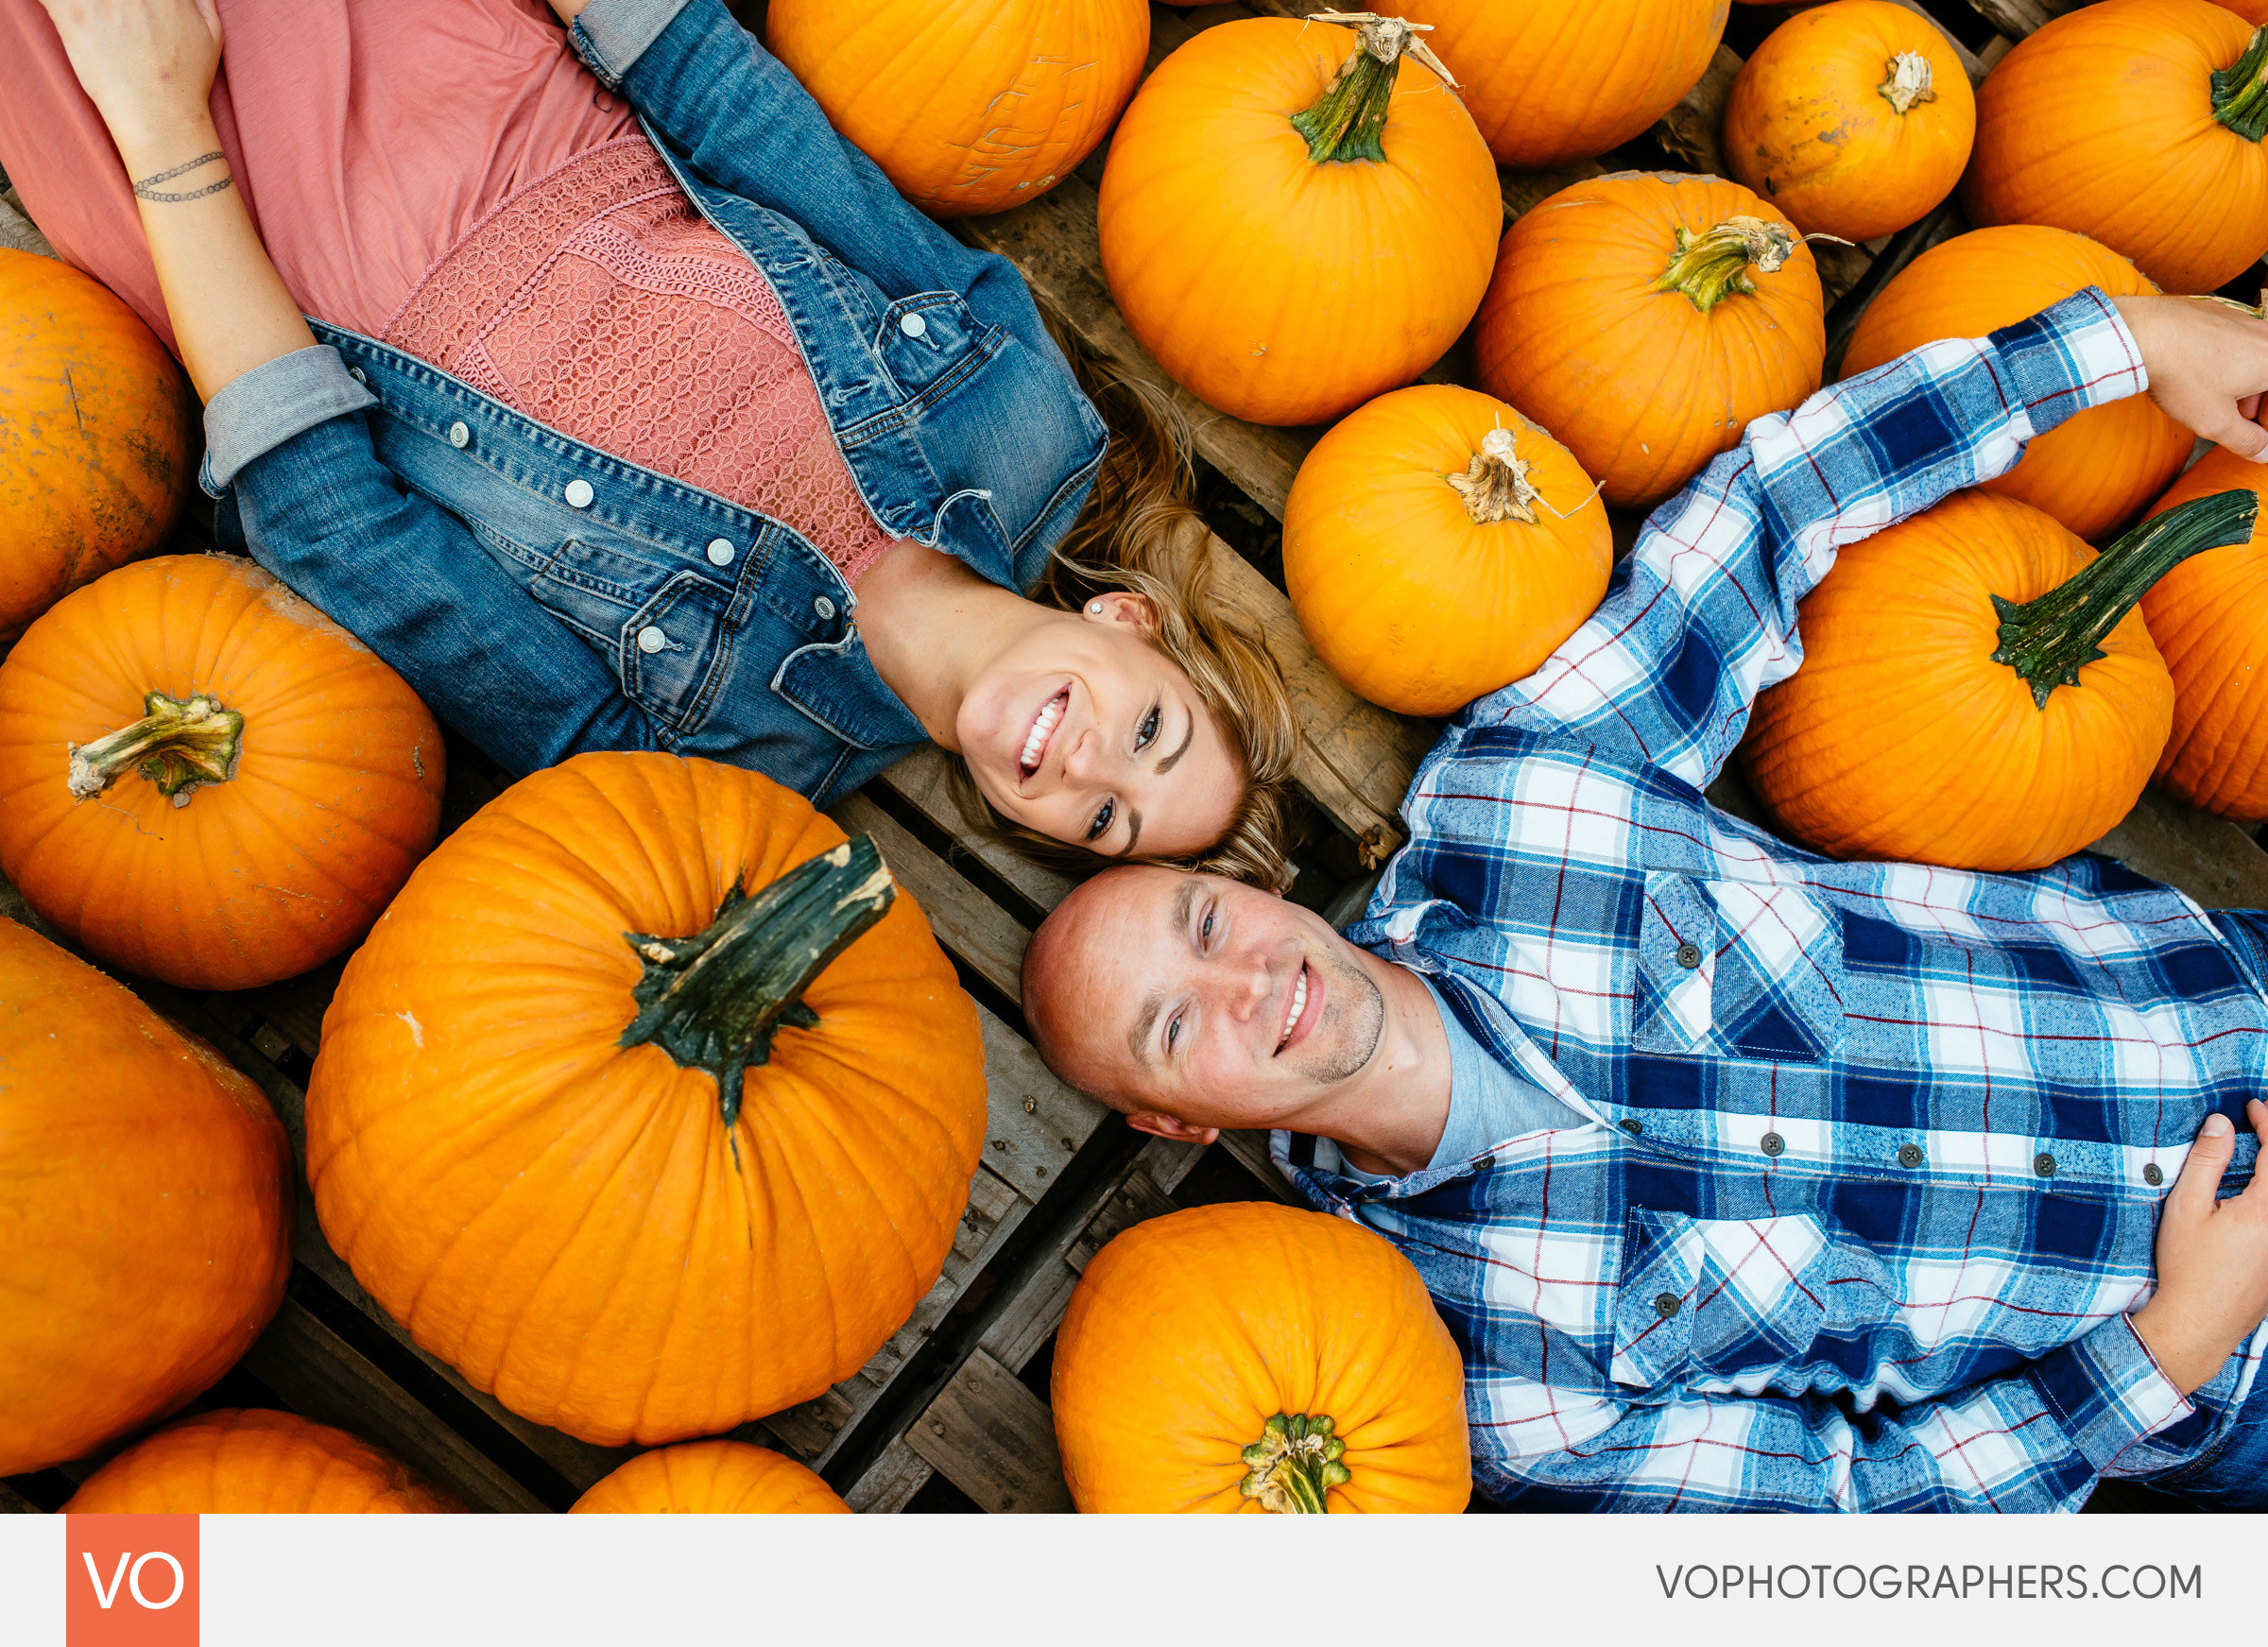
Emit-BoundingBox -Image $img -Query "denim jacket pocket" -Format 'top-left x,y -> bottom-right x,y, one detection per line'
1610,1208 -> 1832,1390
874,291 -> 1000,405
620,570 -> 737,735
1631,873 -> 1847,1065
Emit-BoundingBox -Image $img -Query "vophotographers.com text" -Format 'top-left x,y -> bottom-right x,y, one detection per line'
1657,1564 -> 2202,1603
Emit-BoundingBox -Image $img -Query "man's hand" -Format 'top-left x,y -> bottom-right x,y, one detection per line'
2114,294 -> 2268,462
34,0 -> 223,179
2130,1101 -> 2268,1395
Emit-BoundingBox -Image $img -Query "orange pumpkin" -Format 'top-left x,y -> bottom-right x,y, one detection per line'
571,1441 -> 850,1514
304,752 -> 987,1448
765,0 -> 1148,217
1097,14 -> 1499,427
1743,488 -> 2258,871
1723,0 -> 1975,242
1392,0 -> 1728,168
1962,0 -> 2268,295
2140,445 -> 2268,820
0,918 -> 290,1475
62,1410 -> 460,1512
2221,0 -> 2268,23
1284,384 -> 1611,715
0,555 -> 445,990
0,249 -> 194,643
1474,172 -> 1825,510
1840,228 -> 2191,542
1052,1201 -> 1470,1513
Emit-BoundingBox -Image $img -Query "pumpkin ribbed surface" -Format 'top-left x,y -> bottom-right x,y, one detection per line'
2221,0 -> 2268,23
1284,384 -> 1610,715
571,1440 -> 850,1514
1052,1202 -> 1469,1513
766,0 -> 1148,217
62,1410 -> 460,1512
0,555 -> 444,989
1961,0 -> 2268,295
1097,16 -> 1500,427
1475,172 -> 1825,510
2140,446 -> 2268,821
0,919 -> 290,1475
1393,0 -> 1728,167
1743,490 -> 2185,870
1723,0 -> 1976,243
304,752 -> 987,1447
0,249 -> 193,643
1839,228 -> 2189,542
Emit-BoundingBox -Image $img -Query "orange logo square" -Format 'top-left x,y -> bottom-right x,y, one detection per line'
64,1515 -> 198,1646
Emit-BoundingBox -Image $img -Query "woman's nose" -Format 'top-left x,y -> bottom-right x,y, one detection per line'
1059,725 -> 1112,786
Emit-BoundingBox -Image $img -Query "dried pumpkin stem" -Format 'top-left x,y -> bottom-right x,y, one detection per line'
1652,215 -> 1799,315
1445,426 -> 1542,524
1238,1412 -> 1352,1513
1879,51 -> 1936,114
1990,489 -> 2258,710
619,836 -> 896,1129
1289,11 -> 1453,164
67,690 -> 244,804
2213,25 -> 2268,143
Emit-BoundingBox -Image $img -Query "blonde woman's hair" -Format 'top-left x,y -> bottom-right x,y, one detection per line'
950,330 -> 1300,888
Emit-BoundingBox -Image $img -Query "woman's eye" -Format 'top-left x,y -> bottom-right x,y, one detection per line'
1136,706 -> 1160,751
1086,798 -> 1115,842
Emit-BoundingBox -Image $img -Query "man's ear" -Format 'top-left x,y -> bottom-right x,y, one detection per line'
1125,1111 -> 1220,1146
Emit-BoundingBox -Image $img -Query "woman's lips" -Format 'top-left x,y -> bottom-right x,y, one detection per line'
1018,687 -> 1069,783
1276,960 -> 1318,1055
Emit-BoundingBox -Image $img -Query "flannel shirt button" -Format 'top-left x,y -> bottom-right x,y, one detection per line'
1621,1118 -> 1643,1137
1675,942 -> 1702,969
2143,1161 -> 2164,1187
1898,1143 -> 1924,1168
1654,1294 -> 1681,1319
1760,1131 -> 1785,1158
2034,1152 -> 2057,1178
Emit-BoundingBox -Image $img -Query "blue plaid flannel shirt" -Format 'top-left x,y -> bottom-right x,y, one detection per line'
1279,289 -> 2268,1513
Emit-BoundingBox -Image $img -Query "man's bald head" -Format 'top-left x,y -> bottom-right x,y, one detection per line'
1022,866 -> 1187,1107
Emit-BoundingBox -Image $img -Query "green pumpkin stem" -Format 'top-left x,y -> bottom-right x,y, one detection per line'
619,836 -> 896,1129
1237,1412 -> 1352,1513
2212,25 -> 2268,143
1652,215 -> 1801,315
66,690 -> 244,804
1990,489 -> 2258,711
1878,51 -> 1936,115
1288,11 -> 1455,165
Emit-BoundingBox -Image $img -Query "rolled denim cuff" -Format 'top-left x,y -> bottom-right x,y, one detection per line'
199,345 -> 375,497
571,0 -> 692,88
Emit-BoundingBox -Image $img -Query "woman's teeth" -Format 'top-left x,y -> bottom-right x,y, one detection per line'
1019,690 -> 1066,778
1278,965 -> 1309,1054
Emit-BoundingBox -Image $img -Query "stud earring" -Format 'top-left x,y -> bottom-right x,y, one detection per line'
1089,602 -> 1104,614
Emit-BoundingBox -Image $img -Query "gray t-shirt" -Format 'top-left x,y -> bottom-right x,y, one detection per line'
1345,977 -> 1572,1184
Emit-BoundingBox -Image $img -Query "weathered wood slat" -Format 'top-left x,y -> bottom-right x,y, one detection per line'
903,1348 -> 1073,1514
843,1436 -> 935,1514
874,746 -> 1077,915
0,1479 -> 45,1513
2091,792 -> 2268,912
1963,0 -> 2059,39
832,792 -> 1032,1003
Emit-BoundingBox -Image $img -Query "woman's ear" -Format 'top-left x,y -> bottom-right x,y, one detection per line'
1080,591 -> 1160,630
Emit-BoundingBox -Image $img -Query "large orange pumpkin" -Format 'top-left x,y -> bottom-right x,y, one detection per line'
1474,172 -> 1825,510
765,0 -> 1148,217
2222,0 -> 2268,23
1283,384 -> 1611,715
1052,1201 -> 1470,1513
0,919 -> 290,1475
62,1410 -> 460,1512
0,249 -> 194,643
1743,488 -> 2258,871
2140,445 -> 2268,820
0,555 -> 445,990
571,1441 -> 850,1514
1723,0 -> 1975,243
1392,0 -> 1728,168
1097,14 -> 1500,427
1839,228 -> 2191,542
304,752 -> 987,1448
1962,0 -> 2268,295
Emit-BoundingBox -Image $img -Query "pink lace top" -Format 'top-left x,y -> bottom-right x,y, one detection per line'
383,138 -> 898,585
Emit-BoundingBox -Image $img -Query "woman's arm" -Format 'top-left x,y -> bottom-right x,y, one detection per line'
36,0 -> 312,400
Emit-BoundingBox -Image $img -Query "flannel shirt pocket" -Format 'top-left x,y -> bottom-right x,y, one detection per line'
1610,1209 -> 1833,1390
1631,874 -> 1847,1064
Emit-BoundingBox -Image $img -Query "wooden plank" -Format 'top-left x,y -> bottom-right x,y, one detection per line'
831,792 -> 1032,1003
1217,1128 -> 1302,1205
237,1295 -> 549,1512
844,1436 -> 935,1514
1065,1166 -> 1180,1273
0,1479 -> 44,1514
904,1348 -> 1073,1514
1964,0 -> 2058,38
1651,44 -> 1743,180
977,1006 -> 1111,1197
2091,791 -> 2268,912
1882,0 -> 1994,82
875,746 -> 1077,915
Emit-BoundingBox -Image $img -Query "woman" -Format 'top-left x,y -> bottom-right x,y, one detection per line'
2,0 -> 1297,881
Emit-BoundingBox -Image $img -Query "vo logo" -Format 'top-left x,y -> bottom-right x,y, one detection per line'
65,1516 -> 198,1645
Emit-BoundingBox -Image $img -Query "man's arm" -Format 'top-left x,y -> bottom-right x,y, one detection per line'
1467,292 -> 2268,793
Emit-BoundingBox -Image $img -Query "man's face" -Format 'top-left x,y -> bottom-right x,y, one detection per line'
1028,867 -> 1387,1131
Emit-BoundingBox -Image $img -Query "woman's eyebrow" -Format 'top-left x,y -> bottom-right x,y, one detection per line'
1119,809 -> 1143,856
1154,703 -> 1195,776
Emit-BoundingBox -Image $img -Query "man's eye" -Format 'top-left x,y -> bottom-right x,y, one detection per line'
1201,909 -> 1214,942
1136,705 -> 1160,751
1165,1012 -> 1182,1054
1086,798 -> 1114,842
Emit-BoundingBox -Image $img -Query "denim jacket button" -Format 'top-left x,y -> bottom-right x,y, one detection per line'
448,421 -> 470,449
706,539 -> 735,567
899,312 -> 927,338
813,595 -> 837,620
349,367 -> 368,385
564,479 -> 594,509
636,626 -> 669,655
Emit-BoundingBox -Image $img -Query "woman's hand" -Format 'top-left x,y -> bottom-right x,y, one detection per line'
35,0 -> 223,176
2114,293 -> 2268,462
543,0 -> 594,24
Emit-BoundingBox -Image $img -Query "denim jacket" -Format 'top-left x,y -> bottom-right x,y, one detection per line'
203,0 -> 1107,804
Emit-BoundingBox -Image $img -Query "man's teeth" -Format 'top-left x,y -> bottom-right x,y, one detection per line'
1279,966 -> 1308,1052
1020,692 -> 1065,775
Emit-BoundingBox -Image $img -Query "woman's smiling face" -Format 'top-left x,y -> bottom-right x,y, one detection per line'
955,594 -> 1243,859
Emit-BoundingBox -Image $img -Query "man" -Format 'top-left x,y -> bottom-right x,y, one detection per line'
1022,288 -> 2268,1512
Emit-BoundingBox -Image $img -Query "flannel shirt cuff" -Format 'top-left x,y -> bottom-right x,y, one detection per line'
199,345 -> 376,497
2023,1313 -> 2192,1472
570,0 -> 690,88
1984,286 -> 2147,443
